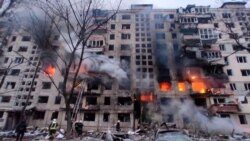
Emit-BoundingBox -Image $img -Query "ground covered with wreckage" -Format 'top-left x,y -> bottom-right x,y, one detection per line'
1,125 -> 250,141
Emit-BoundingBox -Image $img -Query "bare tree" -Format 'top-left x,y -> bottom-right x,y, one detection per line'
17,0 -> 123,135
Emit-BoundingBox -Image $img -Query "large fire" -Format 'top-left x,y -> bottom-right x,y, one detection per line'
192,81 -> 206,94
44,64 -> 56,76
178,82 -> 186,92
159,82 -> 171,92
140,93 -> 154,102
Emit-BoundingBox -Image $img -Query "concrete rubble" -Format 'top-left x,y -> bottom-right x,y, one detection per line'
1,124 -> 250,141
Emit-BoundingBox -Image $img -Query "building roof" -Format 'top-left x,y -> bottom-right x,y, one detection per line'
220,1 -> 247,8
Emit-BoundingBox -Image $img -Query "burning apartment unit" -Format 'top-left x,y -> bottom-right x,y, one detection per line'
0,29 -> 64,129
0,1 -> 249,134
177,1 -> 250,132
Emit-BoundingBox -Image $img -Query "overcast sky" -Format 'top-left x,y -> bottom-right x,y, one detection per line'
120,0 -> 250,9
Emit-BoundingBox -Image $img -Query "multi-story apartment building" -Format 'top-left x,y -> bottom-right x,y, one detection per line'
0,1 -> 249,133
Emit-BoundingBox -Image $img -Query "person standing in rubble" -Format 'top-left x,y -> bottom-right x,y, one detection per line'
74,120 -> 84,139
116,120 -> 121,132
48,119 -> 59,140
15,120 -> 27,141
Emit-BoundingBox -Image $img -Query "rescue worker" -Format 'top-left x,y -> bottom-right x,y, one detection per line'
116,120 -> 121,132
48,119 -> 58,139
74,120 -> 84,138
15,120 -> 27,141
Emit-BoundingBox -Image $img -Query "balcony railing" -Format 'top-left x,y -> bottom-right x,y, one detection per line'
209,103 -> 240,113
183,34 -> 200,45
207,88 -> 233,96
85,46 -> 105,53
81,105 -> 100,111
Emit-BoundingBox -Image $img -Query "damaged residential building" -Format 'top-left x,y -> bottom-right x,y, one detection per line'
0,1 -> 249,133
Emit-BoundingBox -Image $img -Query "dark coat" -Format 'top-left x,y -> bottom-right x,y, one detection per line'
16,121 -> 27,133
75,122 -> 83,131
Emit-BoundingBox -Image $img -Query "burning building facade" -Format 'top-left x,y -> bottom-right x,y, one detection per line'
0,1 -> 249,133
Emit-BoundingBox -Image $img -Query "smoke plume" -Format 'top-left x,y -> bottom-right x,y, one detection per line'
160,99 -> 242,135
79,53 -> 129,87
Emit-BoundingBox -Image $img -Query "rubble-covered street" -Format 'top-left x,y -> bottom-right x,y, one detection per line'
1,125 -> 250,141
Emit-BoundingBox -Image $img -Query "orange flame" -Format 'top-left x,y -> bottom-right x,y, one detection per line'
44,64 -> 56,76
192,81 -> 206,94
140,93 -> 154,102
159,82 -> 171,92
178,82 -> 186,92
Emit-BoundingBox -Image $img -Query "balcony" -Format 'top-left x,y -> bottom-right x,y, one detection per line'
84,91 -> 101,96
85,46 -> 104,53
81,105 -> 100,111
198,50 -> 222,63
209,103 -> 240,113
183,34 -> 200,45
206,88 -> 233,96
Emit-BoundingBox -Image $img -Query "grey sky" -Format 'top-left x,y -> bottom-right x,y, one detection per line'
121,0 -> 250,9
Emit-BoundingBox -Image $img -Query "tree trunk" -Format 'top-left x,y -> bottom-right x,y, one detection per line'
65,100 -> 72,139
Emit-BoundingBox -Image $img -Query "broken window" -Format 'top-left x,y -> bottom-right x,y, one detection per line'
121,33 -> 131,40
154,14 -> 163,20
194,98 -> 206,107
103,113 -> 110,122
86,97 -> 97,105
104,97 -> 110,105
1,96 -> 11,103
38,96 -> 49,103
226,69 -> 232,76
220,114 -> 230,118
214,23 -> 218,28
10,69 -> 20,76
155,23 -> 164,29
172,33 -> 177,39
5,82 -> 16,89
84,113 -> 95,121
33,111 -> 45,120
108,45 -> 114,50
104,82 -> 112,90
51,111 -> 58,120
122,24 -> 130,29
239,115 -> 247,124
110,24 -> 115,30
118,113 -> 130,122
54,96 -> 61,105
225,23 -> 235,28
22,36 -> 31,41
12,36 -> 16,41
88,82 -> 98,90
42,82 -> 51,89
213,98 -> 225,104
18,46 -> 28,52
121,44 -> 130,50
8,46 -> 12,52
169,14 -> 174,19
4,57 -> 8,63
122,15 -> 131,20
156,33 -> 165,39
222,13 -> 231,18
229,33 -> 238,39
117,97 -> 132,105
